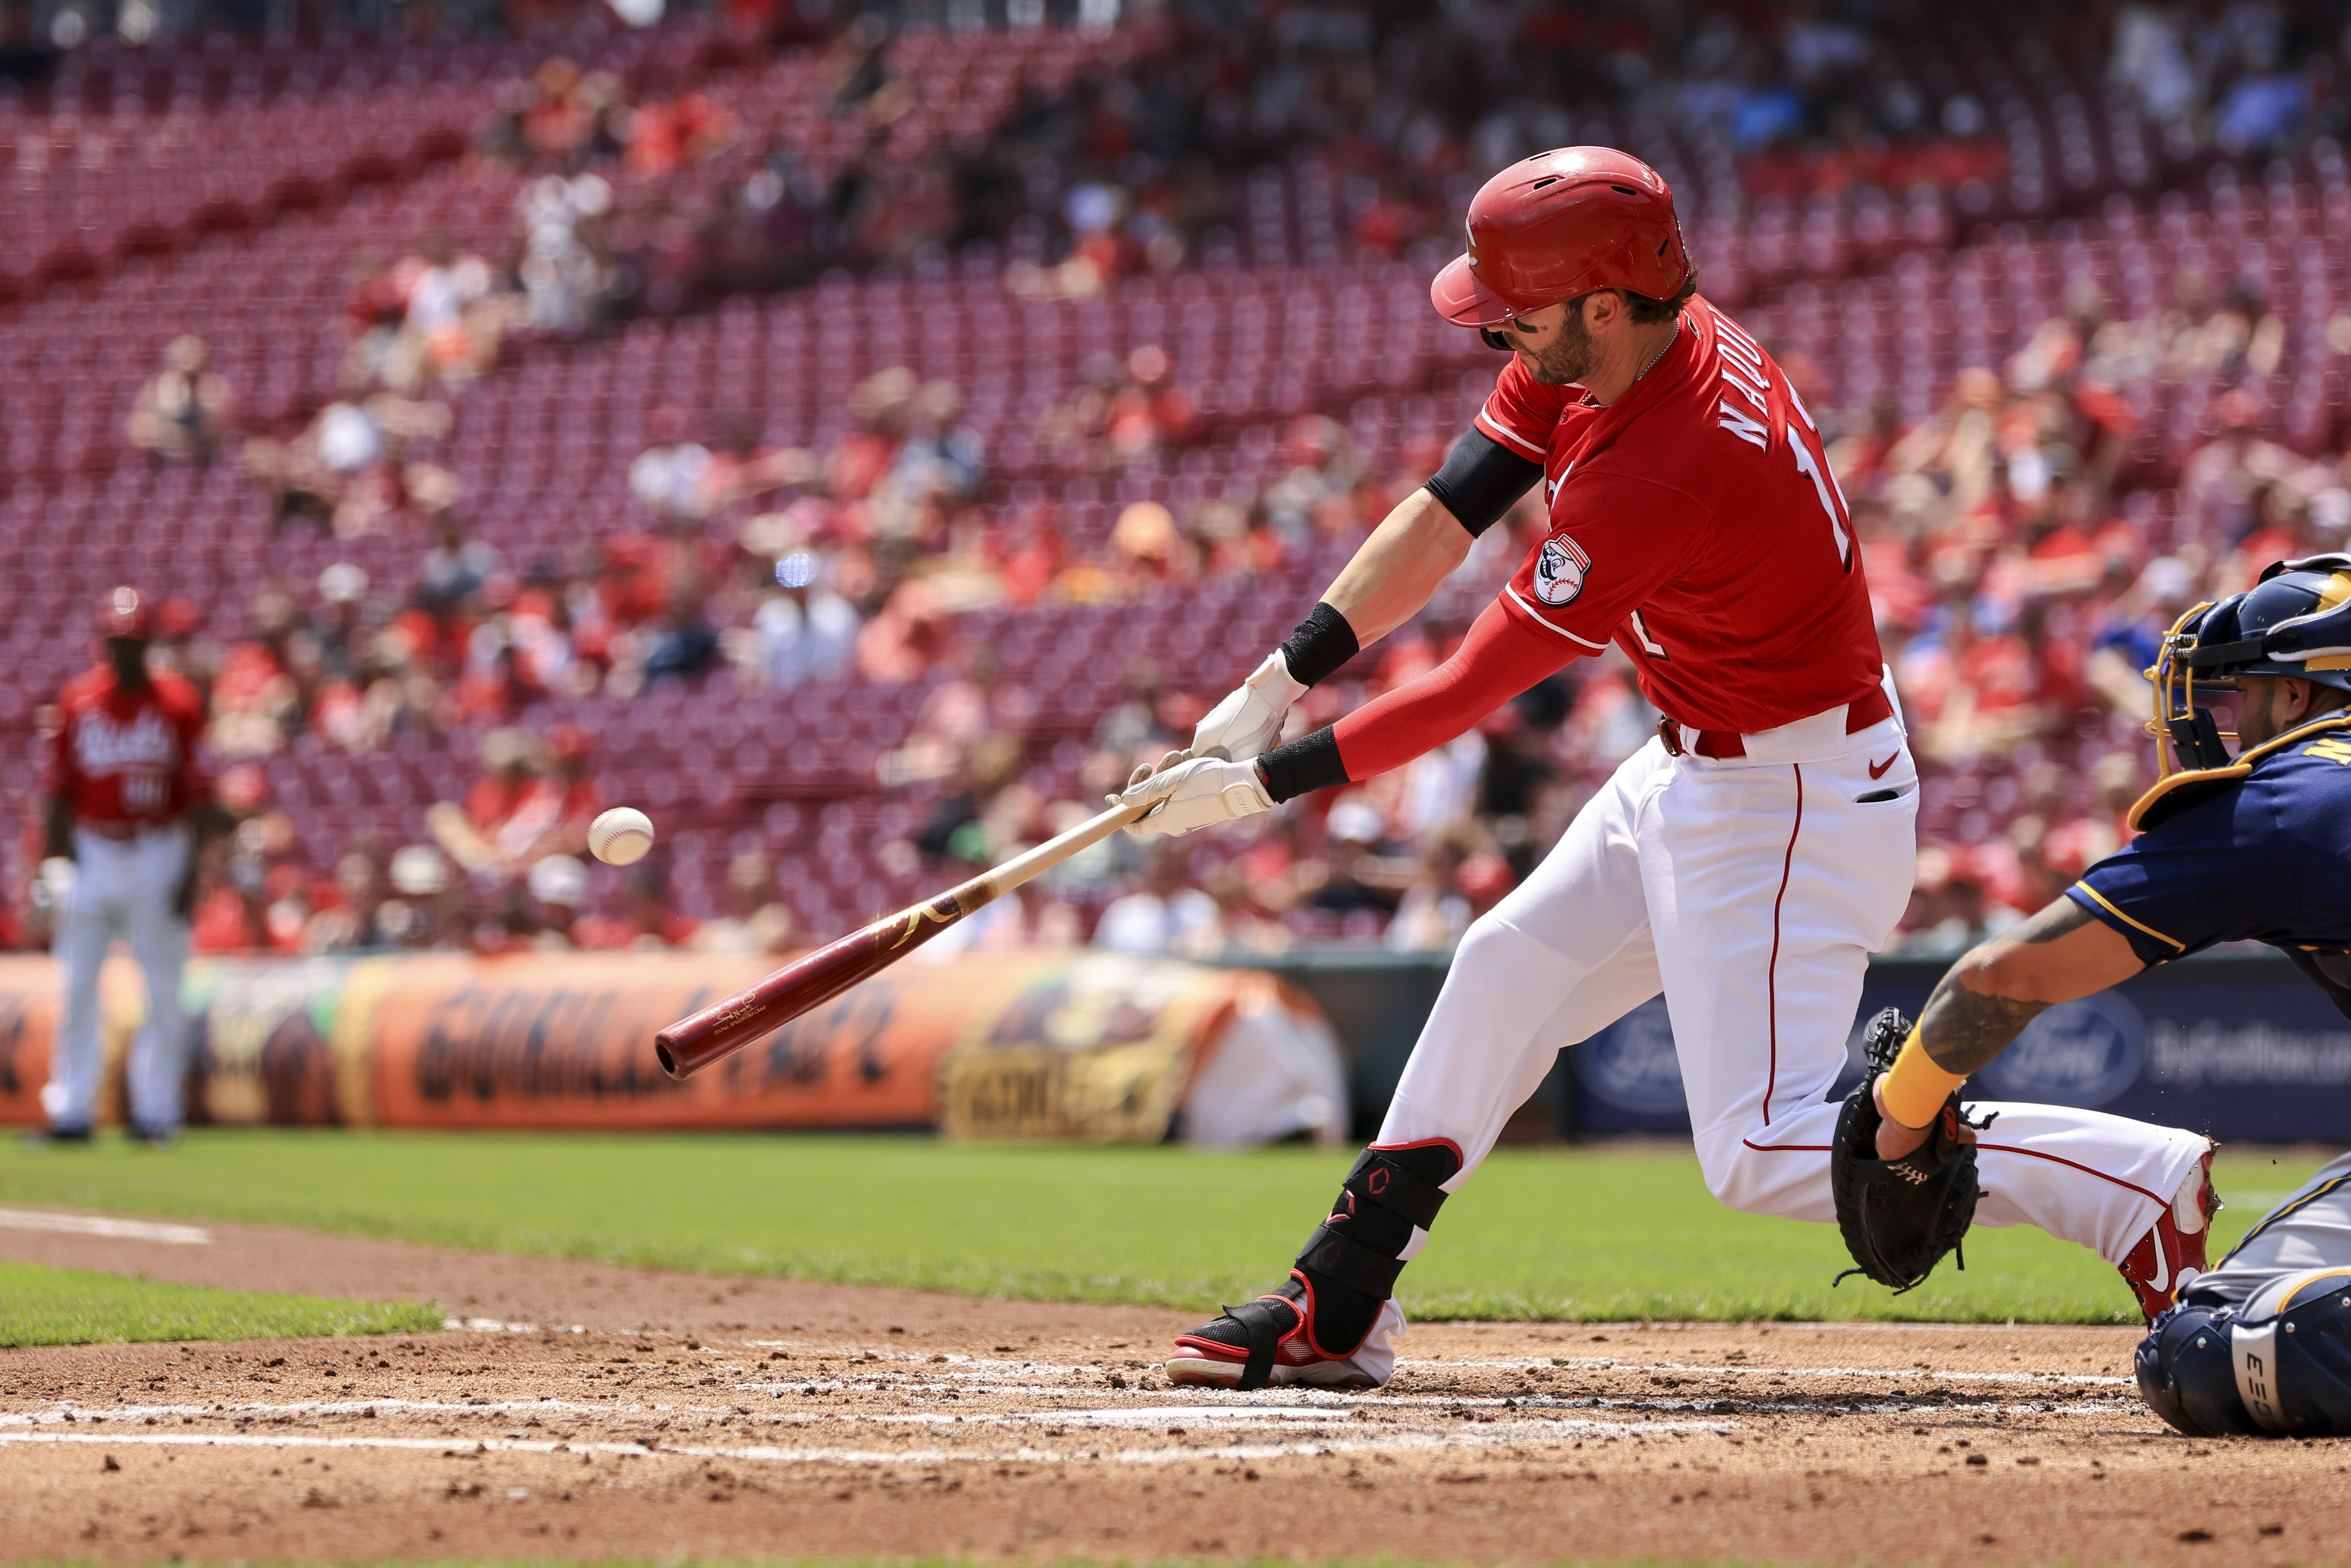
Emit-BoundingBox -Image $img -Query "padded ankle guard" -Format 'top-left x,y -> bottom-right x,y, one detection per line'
1287,1140 -> 1462,1353
1297,1144 -> 1457,1298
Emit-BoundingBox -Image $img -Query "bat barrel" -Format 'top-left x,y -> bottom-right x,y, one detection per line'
652,800 -> 1144,1081
654,896 -> 962,1079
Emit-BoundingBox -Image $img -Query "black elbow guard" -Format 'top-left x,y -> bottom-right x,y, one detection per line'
1422,429 -> 1544,538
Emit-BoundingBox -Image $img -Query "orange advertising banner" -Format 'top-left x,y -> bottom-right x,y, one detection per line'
0,951 -> 1344,1142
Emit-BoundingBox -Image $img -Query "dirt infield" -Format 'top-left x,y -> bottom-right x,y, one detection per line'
3,1208 -> 2348,1567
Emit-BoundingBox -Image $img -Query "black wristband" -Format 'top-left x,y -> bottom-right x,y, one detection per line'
1257,726 -> 1350,804
1279,601 -> 1359,688
1422,428 -> 1543,538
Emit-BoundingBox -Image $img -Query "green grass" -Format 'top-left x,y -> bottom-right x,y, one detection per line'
0,1260 -> 441,1348
0,1132 -> 2320,1325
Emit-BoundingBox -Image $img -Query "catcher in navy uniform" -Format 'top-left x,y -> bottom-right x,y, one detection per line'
1865,554 -> 2351,1436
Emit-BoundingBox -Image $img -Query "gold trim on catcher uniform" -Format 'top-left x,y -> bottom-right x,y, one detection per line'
2126,713 -> 2351,832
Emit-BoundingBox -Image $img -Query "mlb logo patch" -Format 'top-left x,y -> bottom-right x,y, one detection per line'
1534,534 -> 1591,607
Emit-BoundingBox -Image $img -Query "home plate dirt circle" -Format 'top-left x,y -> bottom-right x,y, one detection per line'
3,1213 -> 2348,1566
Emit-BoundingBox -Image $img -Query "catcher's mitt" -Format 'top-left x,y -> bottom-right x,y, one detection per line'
1831,1008 -> 1993,1293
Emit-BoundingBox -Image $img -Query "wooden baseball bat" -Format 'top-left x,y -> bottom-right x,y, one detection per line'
654,795 -> 1153,1080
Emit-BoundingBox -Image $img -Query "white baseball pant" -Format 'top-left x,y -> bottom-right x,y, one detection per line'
45,824 -> 193,1133
1370,701 -> 2213,1332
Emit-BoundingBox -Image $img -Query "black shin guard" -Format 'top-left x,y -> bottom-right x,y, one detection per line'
1290,1141 -> 1462,1354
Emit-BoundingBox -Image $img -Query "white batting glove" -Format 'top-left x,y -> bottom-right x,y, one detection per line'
1190,651 -> 1307,764
1115,755 -> 1273,838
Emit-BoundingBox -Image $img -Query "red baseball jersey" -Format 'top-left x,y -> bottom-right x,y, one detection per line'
46,665 -> 211,826
1473,295 -> 1883,734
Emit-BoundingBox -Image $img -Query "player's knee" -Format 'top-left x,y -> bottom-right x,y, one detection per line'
1452,907 -> 1520,964
1443,907 -> 1551,989
2137,1271 -> 2351,1438
1694,1144 -> 1776,1216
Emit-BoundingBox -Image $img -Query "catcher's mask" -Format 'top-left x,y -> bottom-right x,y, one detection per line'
2148,553 -> 2351,779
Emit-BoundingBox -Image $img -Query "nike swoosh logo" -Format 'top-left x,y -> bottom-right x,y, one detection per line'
1867,754 -> 1897,779
2146,1244 -> 2171,1295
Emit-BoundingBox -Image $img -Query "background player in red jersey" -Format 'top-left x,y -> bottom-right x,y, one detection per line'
38,588 -> 224,1145
1118,149 -> 2220,1391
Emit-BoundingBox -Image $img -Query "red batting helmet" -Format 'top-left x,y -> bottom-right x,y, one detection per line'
99,585 -> 153,641
1431,147 -> 1692,328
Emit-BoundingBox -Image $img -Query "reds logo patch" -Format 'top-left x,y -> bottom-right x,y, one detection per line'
1533,535 -> 1591,607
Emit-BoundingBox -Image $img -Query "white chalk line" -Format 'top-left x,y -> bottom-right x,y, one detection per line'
2,1383 -> 2131,1446
729,1366 -> 2133,1402
1446,1358 -> 2139,1389
725,1400 -> 2130,1426
447,1333 -> 2140,1396
677,1347 -> 2140,1393
0,1418 -> 1734,1468
0,1345 -> 2138,1443
0,1208 -> 210,1246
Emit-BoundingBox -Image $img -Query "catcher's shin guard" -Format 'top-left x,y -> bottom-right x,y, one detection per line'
2118,1147 -> 2220,1322
2135,1302 -> 2263,1437
1167,1140 -> 1461,1390
2137,1269 -> 2351,1437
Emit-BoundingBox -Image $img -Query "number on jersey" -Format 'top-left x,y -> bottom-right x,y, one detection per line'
121,773 -> 167,814
1786,387 -> 1853,569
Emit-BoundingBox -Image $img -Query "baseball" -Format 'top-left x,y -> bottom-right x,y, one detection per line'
588,807 -> 656,866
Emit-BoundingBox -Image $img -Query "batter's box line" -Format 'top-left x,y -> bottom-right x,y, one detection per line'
0,1421 -> 1739,1468
1406,1356 -> 2138,1388
444,1318 -> 588,1334
0,1401 -> 1711,1438
0,1383 -> 2135,1439
710,1354 -> 2138,1395
0,1207 -> 212,1244
775,1399 -> 2132,1425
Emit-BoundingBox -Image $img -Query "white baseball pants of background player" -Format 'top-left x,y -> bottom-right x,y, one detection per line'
1368,689 -> 2213,1349
45,824 -> 193,1134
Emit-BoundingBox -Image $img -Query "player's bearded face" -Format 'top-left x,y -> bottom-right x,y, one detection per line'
1513,302 -> 1599,387
2234,675 -> 2312,748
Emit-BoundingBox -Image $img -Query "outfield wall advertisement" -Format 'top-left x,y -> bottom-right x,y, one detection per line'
9,948 -> 2336,1145
1231,948 -> 2351,1144
0,952 -> 1347,1148
1569,953 -> 2351,1144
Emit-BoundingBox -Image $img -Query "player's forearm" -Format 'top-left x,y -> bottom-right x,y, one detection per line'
1189,490 -> 1479,772
1258,599 -> 1568,801
1921,899 -> 2144,1074
1318,489 -> 1474,649
1914,984 -> 2054,1080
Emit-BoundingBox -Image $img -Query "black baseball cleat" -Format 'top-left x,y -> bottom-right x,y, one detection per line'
128,1122 -> 179,1148
24,1123 -> 93,1147
1166,1274 -> 1402,1389
1166,1139 -> 1461,1390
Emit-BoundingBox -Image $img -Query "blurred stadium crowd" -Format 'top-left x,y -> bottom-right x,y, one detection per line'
9,0 -> 2351,962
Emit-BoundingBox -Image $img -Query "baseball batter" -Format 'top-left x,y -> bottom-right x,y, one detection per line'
1863,555 -> 2351,1435
1117,148 -> 2216,1391
39,588 -> 219,1145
